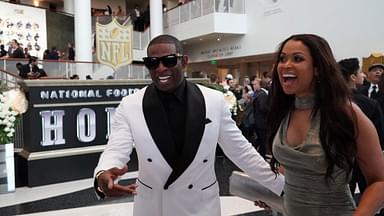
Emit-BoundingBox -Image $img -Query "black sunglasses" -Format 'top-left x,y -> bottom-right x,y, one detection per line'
143,54 -> 183,70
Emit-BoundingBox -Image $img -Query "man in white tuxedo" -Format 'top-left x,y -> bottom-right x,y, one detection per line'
94,34 -> 284,216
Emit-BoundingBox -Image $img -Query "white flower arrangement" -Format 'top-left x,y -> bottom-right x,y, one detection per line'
0,88 -> 28,144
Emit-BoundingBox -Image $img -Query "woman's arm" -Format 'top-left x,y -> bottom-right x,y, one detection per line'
352,104 -> 384,216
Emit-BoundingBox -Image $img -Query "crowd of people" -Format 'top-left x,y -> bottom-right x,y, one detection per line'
0,39 -> 75,61
206,71 -> 272,159
0,38 -> 76,79
16,56 -> 47,79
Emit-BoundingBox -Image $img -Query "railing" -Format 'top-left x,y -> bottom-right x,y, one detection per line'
132,30 -> 151,50
0,58 -> 149,80
0,68 -> 23,90
164,0 -> 245,28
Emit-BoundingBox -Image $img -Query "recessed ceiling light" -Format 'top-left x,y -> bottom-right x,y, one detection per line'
217,38 -> 221,41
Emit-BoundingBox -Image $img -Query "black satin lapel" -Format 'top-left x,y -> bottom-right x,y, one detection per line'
164,82 -> 206,188
182,82 -> 206,167
142,84 -> 176,168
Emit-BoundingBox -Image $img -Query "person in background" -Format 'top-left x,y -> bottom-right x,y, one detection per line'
67,42 -> 75,61
115,5 -> 123,16
24,47 -> 30,59
70,74 -> 79,80
94,34 -> 284,216
265,34 -> 384,215
338,58 -> 384,210
8,39 -> 24,58
17,56 -> 47,79
43,49 -> 50,60
238,84 -> 256,144
262,71 -> 272,90
46,46 -> 59,60
106,5 -> 112,16
130,4 -> 142,31
207,73 -> 224,92
359,63 -> 384,99
222,73 -> 234,91
0,44 -> 7,57
252,79 -> 269,158
178,0 -> 186,6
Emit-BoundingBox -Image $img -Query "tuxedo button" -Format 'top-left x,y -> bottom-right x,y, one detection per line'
188,184 -> 193,189
147,158 -> 152,162
203,159 -> 208,163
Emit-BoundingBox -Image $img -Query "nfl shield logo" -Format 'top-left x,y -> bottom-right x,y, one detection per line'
96,18 -> 133,71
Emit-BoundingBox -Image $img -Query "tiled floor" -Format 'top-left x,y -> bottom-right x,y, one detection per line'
0,156 -> 272,216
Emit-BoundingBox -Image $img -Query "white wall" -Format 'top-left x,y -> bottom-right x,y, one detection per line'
185,0 -> 384,62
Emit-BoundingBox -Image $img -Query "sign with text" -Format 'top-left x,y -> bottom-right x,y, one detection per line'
96,18 -> 133,71
23,83 -> 146,152
200,45 -> 241,59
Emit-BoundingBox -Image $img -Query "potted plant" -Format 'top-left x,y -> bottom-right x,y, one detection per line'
0,87 -> 28,193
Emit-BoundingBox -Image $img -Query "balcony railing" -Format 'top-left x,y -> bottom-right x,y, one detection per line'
164,0 -> 245,28
0,58 -> 149,81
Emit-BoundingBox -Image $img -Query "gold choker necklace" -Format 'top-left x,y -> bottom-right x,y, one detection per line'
295,95 -> 315,110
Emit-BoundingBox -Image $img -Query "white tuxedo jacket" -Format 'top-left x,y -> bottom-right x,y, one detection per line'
94,82 -> 284,216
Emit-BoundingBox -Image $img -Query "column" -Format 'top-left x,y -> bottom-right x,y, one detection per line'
74,0 -> 93,79
63,0 -> 74,15
149,0 -> 163,39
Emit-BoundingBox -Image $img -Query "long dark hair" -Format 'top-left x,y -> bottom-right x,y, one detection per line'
267,34 -> 357,181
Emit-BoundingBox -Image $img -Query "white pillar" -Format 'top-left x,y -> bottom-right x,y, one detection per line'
74,0 -> 93,79
63,0 -> 74,15
150,0 -> 163,39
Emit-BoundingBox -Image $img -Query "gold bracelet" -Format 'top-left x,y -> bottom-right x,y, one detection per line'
97,186 -> 104,193
95,170 -> 105,181
96,170 -> 106,195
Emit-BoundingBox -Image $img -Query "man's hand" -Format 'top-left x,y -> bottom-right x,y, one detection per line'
97,165 -> 137,197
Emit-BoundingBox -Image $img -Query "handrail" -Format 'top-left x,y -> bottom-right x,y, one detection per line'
0,58 -> 149,81
0,68 -> 23,90
0,68 -> 22,79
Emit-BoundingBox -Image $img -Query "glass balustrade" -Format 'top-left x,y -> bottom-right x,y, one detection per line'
0,58 -> 149,81
164,0 -> 244,28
